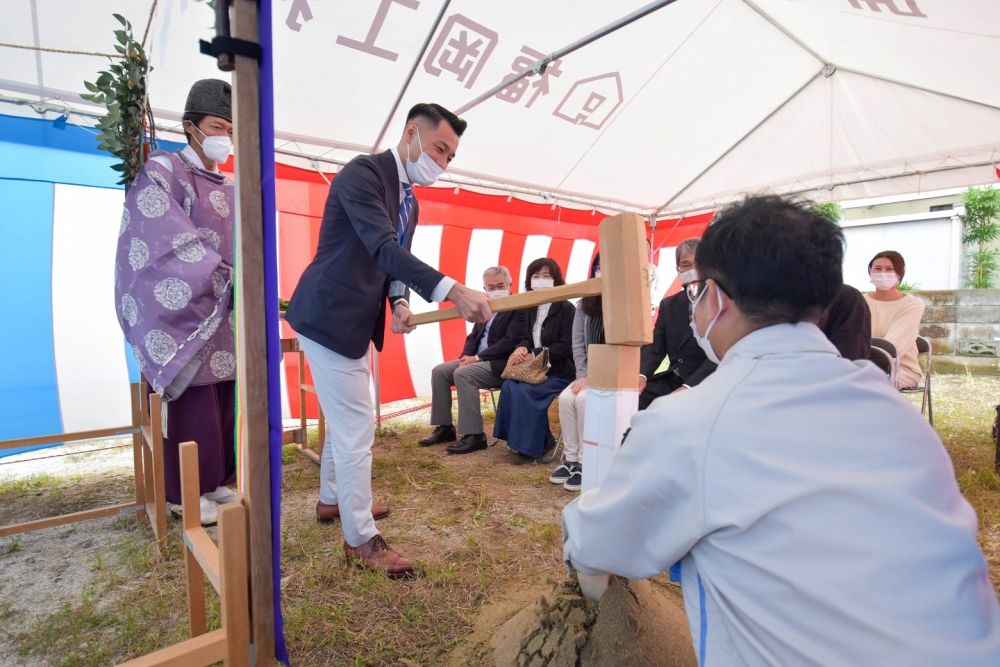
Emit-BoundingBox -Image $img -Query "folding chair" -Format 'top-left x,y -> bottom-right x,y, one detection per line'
900,336 -> 933,425
868,346 -> 894,381
870,337 -> 897,360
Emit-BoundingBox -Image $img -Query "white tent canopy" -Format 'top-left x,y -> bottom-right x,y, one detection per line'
2,0 -> 998,216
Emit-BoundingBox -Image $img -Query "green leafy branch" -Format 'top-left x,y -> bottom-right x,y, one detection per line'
80,14 -> 155,188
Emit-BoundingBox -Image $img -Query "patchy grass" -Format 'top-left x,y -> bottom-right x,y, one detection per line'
929,374 -> 1000,589
0,470 -> 133,527
5,376 -> 1000,664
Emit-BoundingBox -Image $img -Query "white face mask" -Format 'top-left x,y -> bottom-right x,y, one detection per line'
405,129 -> 444,186
192,125 -> 233,164
486,289 -> 509,299
870,272 -> 898,291
530,278 -> 555,290
689,283 -> 724,365
678,269 -> 698,285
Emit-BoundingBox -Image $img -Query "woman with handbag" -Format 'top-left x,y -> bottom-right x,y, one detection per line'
493,258 -> 576,460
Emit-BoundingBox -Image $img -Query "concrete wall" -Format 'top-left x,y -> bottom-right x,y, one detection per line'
914,289 -> 1000,374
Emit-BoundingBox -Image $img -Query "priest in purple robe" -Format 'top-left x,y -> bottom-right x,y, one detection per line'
114,79 -> 238,526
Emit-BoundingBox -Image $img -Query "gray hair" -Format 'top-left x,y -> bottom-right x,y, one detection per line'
675,238 -> 700,264
483,265 -> 512,285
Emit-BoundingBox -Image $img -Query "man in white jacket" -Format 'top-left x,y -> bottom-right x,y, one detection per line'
562,195 -> 1000,666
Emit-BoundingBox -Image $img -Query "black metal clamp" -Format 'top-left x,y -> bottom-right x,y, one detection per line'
198,0 -> 262,72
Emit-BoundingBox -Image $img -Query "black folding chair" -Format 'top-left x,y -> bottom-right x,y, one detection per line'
900,336 -> 933,425
868,346 -> 894,380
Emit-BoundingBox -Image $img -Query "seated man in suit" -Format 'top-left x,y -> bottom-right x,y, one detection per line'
420,266 -> 525,455
638,239 -> 716,410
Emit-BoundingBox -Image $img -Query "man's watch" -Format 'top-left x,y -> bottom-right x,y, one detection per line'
474,354 -> 481,362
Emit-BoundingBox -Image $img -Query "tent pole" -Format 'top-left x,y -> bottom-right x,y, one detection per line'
454,0 -> 680,116
228,0 -> 276,662
371,0 -> 452,152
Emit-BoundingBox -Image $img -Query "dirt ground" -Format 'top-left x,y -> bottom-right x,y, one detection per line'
1,376 -> 998,665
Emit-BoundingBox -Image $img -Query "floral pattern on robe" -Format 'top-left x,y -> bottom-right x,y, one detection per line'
114,149 -> 235,400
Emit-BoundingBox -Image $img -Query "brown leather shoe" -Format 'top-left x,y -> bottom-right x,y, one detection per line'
316,501 -> 390,523
344,535 -> 415,578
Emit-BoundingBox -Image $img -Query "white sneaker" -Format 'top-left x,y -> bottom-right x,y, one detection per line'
204,485 -> 240,504
199,496 -> 219,526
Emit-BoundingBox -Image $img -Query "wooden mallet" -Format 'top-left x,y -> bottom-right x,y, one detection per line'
406,213 -> 653,347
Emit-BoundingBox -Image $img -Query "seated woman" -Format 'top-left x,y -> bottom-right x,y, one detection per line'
493,257 -> 576,460
864,250 -> 926,389
550,255 -> 603,492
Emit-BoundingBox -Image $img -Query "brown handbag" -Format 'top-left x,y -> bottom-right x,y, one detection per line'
501,348 -> 550,385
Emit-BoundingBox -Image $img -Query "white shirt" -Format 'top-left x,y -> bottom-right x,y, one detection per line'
532,303 -> 551,349
149,145 -> 221,173
563,322 -> 1000,666
388,148 -> 455,305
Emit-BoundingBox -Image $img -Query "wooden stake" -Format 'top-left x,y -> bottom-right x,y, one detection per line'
148,392 -> 168,553
180,441 -> 208,637
131,383 -> 147,514
219,502 -> 251,666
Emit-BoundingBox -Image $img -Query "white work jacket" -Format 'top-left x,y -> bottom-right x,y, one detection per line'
562,322 -> 1000,666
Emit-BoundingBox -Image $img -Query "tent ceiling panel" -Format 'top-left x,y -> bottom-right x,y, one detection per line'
548,0 -> 823,209
0,0 -> 997,215
754,0 -> 1000,108
672,70 -> 1000,212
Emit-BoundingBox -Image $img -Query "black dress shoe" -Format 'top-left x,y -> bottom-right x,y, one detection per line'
446,433 -> 488,455
419,425 -> 456,446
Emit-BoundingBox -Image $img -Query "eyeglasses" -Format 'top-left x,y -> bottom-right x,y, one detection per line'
686,278 -> 729,304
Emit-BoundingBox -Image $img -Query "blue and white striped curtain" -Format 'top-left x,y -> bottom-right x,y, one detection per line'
0,113 -> 183,456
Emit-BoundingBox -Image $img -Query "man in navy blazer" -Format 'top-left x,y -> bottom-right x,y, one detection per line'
286,103 -> 491,577
419,266 -> 526,455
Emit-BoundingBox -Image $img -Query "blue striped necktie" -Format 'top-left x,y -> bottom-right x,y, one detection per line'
398,182 -> 413,244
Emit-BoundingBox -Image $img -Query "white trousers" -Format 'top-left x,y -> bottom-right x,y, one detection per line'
558,384 -> 587,463
297,334 -> 377,547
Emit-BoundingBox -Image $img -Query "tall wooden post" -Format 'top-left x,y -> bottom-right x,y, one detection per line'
230,0 -> 276,663
581,213 -> 651,490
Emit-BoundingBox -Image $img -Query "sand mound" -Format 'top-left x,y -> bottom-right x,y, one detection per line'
481,576 -> 696,667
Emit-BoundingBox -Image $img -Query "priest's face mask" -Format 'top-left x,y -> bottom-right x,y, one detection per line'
185,115 -> 234,142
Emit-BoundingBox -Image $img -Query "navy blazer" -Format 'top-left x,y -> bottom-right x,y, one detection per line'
460,309 -> 527,377
286,150 -> 444,359
640,290 -> 715,386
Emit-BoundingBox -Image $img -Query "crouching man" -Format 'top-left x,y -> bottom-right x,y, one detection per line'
562,195 -> 1000,666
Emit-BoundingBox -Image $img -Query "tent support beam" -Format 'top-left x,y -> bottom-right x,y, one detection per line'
837,66 -> 1000,112
740,0 -> 826,65
454,0 -> 679,116
371,0 -> 452,153
653,69 -> 822,217
655,159 -> 1000,220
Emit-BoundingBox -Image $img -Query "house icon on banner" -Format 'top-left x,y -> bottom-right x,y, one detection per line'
552,72 -> 624,130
